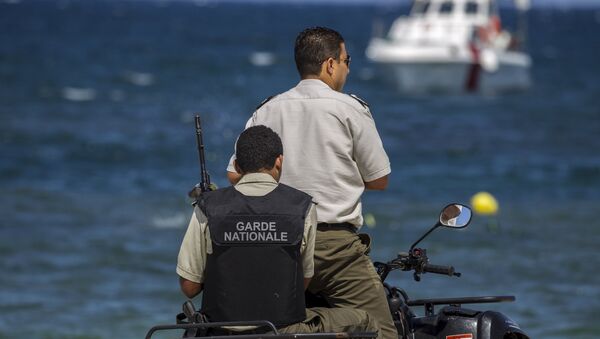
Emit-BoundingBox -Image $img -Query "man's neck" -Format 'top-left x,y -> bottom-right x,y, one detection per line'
240,170 -> 278,182
302,75 -> 335,91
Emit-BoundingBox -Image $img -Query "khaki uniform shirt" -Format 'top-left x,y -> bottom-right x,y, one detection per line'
177,173 -> 317,284
227,79 -> 391,228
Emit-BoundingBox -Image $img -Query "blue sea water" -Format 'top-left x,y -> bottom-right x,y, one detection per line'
1,1 -> 599,338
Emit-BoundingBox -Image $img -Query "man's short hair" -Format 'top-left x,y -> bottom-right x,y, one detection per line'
294,26 -> 345,78
236,125 -> 283,173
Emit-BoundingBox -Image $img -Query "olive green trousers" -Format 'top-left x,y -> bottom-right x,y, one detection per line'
307,229 -> 398,339
278,307 -> 379,334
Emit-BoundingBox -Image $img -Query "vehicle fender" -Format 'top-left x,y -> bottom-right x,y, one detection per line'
410,307 -> 529,339
478,310 -> 529,339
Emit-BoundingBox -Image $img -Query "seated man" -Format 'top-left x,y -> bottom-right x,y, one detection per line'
176,125 -> 378,334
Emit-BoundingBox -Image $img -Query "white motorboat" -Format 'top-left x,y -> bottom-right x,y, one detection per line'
366,0 -> 532,94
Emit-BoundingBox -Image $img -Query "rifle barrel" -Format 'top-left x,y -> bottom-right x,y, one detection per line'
195,115 -> 210,192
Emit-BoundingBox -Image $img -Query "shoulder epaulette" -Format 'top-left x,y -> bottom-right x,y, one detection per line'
348,94 -> 369,109
255,95 -> 277,110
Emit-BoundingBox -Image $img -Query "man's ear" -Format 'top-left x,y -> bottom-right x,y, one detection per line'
275,155 -> 283,171
272,155 -> 284,181
325,58 -> 335,75
233,160 -> 243,174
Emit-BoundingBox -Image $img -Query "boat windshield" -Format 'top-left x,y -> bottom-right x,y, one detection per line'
411,0 -> 431,15
465,1 -> 478,14
439,1 -> 454,15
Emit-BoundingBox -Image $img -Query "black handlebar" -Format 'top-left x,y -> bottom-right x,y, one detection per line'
423,264 -> 461,277
377,247 -> 461,282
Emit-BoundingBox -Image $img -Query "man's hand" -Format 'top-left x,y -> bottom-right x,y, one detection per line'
188,185 -> 203,199
188,183 -> 219,198
304,278 -> 311,290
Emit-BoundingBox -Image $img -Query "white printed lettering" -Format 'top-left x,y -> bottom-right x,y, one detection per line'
224,220 -> 289,243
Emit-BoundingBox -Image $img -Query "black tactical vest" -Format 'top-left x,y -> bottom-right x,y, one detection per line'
199,184 -> 312,327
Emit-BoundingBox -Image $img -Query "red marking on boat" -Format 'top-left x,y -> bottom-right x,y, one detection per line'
465,42 -> 481,91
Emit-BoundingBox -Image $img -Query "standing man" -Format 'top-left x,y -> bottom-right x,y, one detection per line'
178,125 -> 378,334
226,27 -> 396,339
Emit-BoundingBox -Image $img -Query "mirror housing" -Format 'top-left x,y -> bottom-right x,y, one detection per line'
439,203 -> 472,228
410,203 -> 472,251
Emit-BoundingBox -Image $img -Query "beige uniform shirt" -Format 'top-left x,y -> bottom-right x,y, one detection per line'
227,79 -> 391,228
177,173 -> 317,284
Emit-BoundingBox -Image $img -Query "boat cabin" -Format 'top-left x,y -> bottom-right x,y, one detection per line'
388,0 -> 501,45
409,0 -> 497,21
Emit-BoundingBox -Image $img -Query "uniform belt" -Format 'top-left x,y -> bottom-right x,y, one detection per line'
317,222 -> 357,233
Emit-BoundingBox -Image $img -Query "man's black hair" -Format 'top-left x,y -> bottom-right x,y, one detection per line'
294,26 -> 345,78
236,125 -> 283,173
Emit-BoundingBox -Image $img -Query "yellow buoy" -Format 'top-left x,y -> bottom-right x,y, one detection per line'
471,192 -> 499,216
364,213 -> 377,228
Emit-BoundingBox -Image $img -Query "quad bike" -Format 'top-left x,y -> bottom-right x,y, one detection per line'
146,204 -> 528,339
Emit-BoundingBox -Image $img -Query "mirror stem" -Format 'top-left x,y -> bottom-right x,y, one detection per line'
410,223 -> 441,251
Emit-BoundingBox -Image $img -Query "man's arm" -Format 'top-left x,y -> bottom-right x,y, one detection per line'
176,207 -> 209,298
351,106 -> 391,190
301,204 -> 317,290
227,170 -> 242,185
304,278 -> 311,290
364,174 -> 389,190
180,276 -> 203,298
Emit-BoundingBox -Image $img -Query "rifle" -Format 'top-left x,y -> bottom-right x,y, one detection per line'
188,114 -> 213,199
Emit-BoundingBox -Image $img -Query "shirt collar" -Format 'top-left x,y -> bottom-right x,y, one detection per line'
236,172 -> 278,186
297,78 -> 330,89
